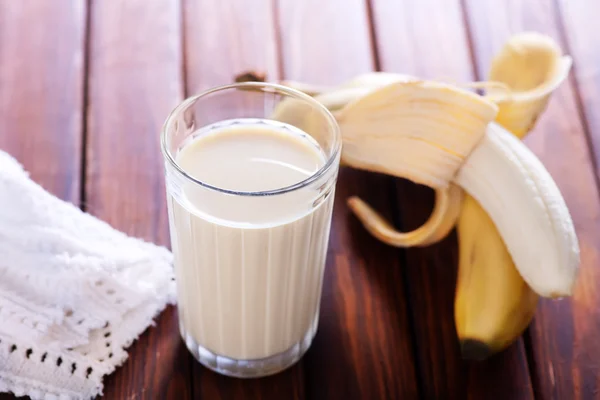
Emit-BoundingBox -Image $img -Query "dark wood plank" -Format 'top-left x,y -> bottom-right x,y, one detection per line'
0,2 -> 86,399
370,0 -> 534,398
182,1 -> 307,398
85,1 -> 189,399
277,1 -> 420,398
558,3 -> 600,171
184,0 -> 279,92
463,0 -> 600,398
0,0 -> 85,201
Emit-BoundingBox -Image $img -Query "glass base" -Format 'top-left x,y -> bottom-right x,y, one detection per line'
181,323 -> 317,378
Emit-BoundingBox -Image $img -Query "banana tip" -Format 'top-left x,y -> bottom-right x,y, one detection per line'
346,196 -> 361,208
460,339 -> 494,361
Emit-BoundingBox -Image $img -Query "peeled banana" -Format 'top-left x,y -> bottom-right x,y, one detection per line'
455,123 -> 579,297
272,33 -> 579,297
277,76 -> 579,297
454,32 -> 573,359
246,31 -> 580,359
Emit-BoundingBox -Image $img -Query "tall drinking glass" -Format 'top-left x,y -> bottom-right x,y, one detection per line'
161,82 -> 341,378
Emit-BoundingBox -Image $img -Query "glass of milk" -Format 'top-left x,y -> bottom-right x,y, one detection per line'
161,82 -> 341,378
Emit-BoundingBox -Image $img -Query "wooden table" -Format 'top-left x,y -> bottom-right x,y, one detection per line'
1,0 -> 598,398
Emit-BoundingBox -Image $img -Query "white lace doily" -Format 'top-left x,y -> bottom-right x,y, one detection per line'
0,151 -> 176,399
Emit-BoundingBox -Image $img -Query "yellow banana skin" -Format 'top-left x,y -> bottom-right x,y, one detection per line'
455,117 -> 538,360
455,194 -> 539,360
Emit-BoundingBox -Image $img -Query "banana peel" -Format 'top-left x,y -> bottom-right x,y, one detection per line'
455,32 -> 574,359
455,195 -> 539,360
487,32 -> 573,139
249,31 -> 579,358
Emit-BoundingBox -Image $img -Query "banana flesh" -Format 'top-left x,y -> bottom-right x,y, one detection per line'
455,122 -> 579,297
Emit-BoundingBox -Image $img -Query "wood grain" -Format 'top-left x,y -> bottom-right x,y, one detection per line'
277,0 -> 420,398
0,2 -> 86,399
370,0 -> 534,398
463,0 -> 600,398
182,0 -> 307,398
183,0 -> 279,92
558,0 -> 600,172
0,0 -> 85,200
85,0 -> 189,398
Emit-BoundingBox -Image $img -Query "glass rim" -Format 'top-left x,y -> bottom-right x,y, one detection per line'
160,81 -> 341,197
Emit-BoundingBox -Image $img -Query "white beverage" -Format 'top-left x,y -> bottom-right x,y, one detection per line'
167,120 -> 335,363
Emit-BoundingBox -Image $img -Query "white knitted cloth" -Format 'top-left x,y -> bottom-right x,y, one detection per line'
0,151 -> 176,399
